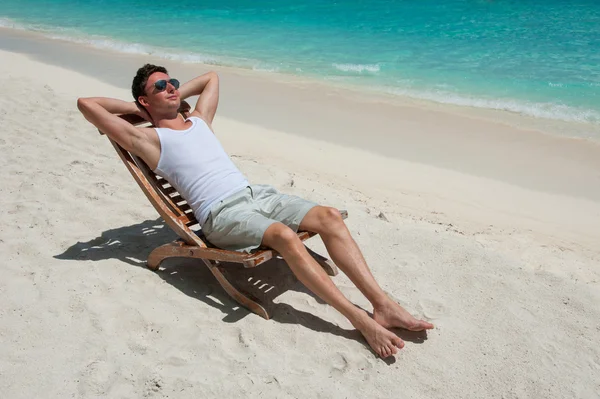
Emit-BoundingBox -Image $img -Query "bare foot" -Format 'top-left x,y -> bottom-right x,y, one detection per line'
354,317 -> 405,358
373,300 -> 434,331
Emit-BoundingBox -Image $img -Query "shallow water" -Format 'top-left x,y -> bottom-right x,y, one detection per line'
1,0 -> 599,123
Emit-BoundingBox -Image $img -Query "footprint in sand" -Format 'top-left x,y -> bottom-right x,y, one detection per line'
70,159 -> 95,169
77,360 -> 118,396
237,328 -> 253,349
164,355 -> 188,367
331,351 -> 374,379
353,358 -> 376,382
330,352 -> 350,375
127,340 -> 149,356
397,253 -> 425,270
417,298 -> 447,320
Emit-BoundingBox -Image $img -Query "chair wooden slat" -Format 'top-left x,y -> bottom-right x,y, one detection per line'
146,178 -> 194,221
159,185 -> 178,195
132,153 -> 191,219
178,203 -> 192,212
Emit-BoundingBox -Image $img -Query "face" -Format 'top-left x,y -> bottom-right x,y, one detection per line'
139,72 -> 181,111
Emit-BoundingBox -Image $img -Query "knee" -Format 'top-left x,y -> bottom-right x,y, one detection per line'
321,206 -> 343,222
317,206 -> 344,232
264,223 -> 303,253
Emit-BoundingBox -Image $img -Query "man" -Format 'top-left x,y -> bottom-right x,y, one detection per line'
77,64 -> 433,358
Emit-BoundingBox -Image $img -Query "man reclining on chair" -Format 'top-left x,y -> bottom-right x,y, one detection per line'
77,64 -> 433,358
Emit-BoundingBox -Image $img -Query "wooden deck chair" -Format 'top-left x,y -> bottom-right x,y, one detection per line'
99,101 -> 347,319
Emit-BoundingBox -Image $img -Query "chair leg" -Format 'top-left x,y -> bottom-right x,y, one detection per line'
305,245 -> 339,276
148,244 -> 271,319
147,241 -> 186,271
203,260 -> 270,320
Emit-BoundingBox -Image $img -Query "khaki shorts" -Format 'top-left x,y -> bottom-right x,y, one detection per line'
202,184 -> 317,253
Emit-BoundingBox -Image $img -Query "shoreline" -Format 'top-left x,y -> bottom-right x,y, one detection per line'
2,26 -> 599,141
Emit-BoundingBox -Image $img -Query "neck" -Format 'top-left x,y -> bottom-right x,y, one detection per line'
152,112 -> 189,130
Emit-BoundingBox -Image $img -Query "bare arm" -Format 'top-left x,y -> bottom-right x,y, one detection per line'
179,71 -> 219,124
77,97 -> 149,153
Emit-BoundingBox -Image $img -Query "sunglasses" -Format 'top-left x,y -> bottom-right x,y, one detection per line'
153,78 -> 180,92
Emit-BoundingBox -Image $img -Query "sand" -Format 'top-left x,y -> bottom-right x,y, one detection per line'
1,31 -> 599,399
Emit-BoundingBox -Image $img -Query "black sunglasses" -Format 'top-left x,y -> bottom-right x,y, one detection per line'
154,78 -> 180,92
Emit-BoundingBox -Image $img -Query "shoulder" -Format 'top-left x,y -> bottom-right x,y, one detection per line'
188,113 -> 214,132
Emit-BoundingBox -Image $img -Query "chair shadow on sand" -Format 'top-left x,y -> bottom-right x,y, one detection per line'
55,218 -> 427,358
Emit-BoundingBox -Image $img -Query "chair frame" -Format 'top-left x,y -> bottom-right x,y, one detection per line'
100,101 -> 345,319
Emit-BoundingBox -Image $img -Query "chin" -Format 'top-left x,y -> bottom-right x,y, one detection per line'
168,103 -> 182,118
164,100 -> 179,110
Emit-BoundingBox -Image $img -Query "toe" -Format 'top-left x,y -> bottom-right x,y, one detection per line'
386,346 -> 393,357
381,346 -> 390,358
419,320 -> 434,330
408,319 -> 434,331
380,347 -> 387,358
393,337 -> 405,349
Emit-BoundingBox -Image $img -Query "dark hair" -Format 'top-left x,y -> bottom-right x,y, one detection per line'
131,64 -> 168,104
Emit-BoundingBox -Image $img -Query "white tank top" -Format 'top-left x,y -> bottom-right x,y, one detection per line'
153,116 -> 249,225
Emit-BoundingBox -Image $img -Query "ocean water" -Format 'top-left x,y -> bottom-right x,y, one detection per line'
1,0 -> 599,123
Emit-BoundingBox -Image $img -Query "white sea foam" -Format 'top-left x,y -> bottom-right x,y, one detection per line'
1,17 -> 221,64
252,64 -> 280,73
384,86 -> 600,124
46,33 -> 221,64
0,17 -> 29,30
332,63 -> 380,73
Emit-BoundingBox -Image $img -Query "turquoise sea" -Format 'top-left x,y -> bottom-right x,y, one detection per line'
1,0 -> 599,123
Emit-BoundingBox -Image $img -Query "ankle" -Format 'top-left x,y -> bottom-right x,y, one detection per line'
349,310 -> 374,331
371,295 -> 391,311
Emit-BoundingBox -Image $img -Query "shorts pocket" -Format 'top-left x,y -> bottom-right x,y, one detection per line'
251,184 -> 278,200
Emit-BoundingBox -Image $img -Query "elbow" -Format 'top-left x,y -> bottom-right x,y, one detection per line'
77,97 -> 99,117
77,97 -> 90,113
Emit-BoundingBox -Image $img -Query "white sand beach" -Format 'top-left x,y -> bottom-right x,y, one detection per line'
1,30 -> 599,398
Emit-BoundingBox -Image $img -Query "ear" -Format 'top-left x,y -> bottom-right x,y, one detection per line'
138,96 -> 150,107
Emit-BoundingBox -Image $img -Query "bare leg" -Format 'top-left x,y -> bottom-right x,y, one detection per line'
299,206 -> 434,331
262,223 -> 404,358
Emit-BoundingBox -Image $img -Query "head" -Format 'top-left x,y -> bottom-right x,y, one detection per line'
132,64 -> 181,119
